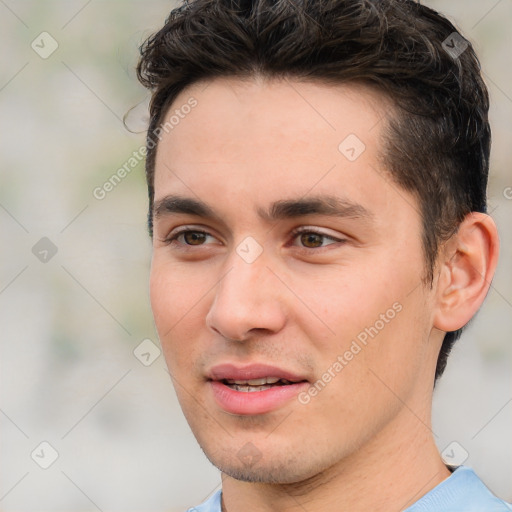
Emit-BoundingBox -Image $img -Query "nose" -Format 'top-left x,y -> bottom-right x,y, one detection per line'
205,252 -> 287,342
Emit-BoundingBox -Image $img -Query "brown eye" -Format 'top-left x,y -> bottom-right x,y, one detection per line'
300,232 -> 324,248
183,231 -> 207,245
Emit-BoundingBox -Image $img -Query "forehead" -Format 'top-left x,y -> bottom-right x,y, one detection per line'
153,77 -> 401,221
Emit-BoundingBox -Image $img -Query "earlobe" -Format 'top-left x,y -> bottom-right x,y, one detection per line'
433,212 -> 500,333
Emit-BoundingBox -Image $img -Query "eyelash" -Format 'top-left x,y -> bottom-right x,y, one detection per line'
162,226 -> 346,251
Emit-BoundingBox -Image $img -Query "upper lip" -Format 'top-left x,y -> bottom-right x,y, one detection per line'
207,363 -> 309,383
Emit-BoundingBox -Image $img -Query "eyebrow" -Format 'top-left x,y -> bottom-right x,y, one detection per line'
153,194 -> 373,224
258,195 -> 373,223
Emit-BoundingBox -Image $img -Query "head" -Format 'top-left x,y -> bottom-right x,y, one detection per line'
137,0 -> 498,485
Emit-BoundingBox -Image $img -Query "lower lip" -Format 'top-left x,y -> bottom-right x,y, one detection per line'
209,380 -> 310,415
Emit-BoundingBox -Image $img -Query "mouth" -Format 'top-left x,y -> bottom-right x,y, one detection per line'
206,363 -> 310,415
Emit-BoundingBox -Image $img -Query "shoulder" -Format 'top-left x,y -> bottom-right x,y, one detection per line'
186,490 -> 222,512
406,466 -> 512,512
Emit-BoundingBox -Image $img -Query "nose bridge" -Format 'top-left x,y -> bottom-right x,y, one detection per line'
216,250 -> 273,312
206,247 -> 286,340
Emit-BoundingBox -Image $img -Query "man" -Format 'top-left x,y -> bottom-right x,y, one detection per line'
136,0 -> 510,510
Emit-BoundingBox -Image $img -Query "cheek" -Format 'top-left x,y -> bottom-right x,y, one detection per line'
150,259 -> 205,325
149,260 -> 210,366
287,264 -> 403,348
289,258 -> 429,380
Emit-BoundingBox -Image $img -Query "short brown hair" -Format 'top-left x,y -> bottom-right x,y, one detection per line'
137,0 -> 491,380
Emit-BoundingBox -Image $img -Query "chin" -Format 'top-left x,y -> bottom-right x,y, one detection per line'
199,442 -> 331,485
220,466 -> 288,484
214,460 -> 310,485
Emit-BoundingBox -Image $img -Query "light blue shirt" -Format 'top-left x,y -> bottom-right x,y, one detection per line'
187,467 -> 511,512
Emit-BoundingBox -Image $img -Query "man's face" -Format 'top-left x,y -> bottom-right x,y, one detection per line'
150,78 -> 441,484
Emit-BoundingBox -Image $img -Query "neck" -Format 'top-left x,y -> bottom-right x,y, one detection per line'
220,407 -> 451,512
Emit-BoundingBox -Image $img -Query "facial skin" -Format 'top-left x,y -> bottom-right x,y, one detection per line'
149,77 -> 499,511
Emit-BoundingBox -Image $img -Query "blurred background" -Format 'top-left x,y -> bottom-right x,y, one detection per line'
0,1 -> 511,510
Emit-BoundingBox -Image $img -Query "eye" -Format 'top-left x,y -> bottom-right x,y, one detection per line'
164,229 -> 218,246
181,231 -> 208,245
291,228 -> 344,249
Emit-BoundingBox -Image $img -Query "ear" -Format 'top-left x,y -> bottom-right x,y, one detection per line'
433,212 -> 500,333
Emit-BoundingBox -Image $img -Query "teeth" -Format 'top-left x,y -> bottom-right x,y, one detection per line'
223,376 -> 299,392
227,377 -> 282,385
230,384 -> 274,392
